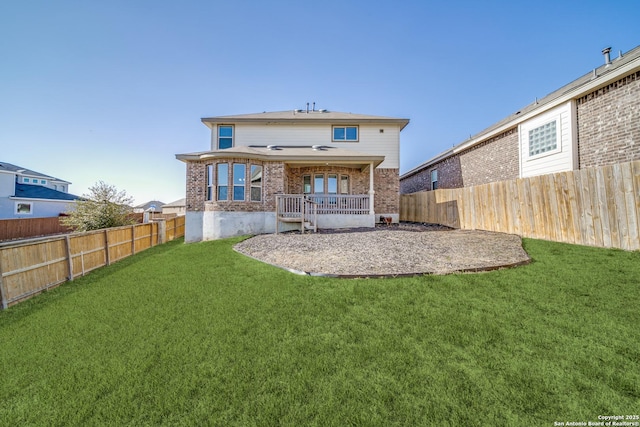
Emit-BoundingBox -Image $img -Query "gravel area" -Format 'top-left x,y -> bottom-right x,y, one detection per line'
234,223 -> 531,277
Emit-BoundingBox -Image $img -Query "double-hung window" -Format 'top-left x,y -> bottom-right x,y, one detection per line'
233,164 -> 245,201
217,163 -> 228,200
218,125 -> 233,149
250,165 -> 262,202
332,126 -> 358,142
206,165 -> 214,201
431,169 -> 438,190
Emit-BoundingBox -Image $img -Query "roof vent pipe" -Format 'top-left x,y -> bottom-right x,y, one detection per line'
602,47 -> 612,65
306,102 -> 309,113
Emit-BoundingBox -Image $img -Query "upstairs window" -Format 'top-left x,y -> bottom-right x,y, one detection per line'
218,125 -> 234,149
431,169 -> 438,190
332,126 -> 358,142
528,120 -> 557,157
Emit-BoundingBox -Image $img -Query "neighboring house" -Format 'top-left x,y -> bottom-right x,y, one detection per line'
176,108 -> 409,242
133,200 -> 165,214
401,45 -> 640,193
162,198 -> 186,216
0,162 -> 79,219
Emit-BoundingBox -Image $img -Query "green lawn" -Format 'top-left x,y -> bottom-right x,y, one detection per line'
1,236 -> 639,426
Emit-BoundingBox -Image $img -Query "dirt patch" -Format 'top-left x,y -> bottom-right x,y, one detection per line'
234,223 -> 530,277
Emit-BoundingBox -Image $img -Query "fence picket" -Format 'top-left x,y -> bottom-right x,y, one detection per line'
400,161 -> 639,251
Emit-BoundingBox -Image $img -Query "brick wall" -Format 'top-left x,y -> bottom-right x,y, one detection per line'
374,168 -> 399,214
187,161 -> 400,214
459,128 -> 519,186
400,128 -> 519,193
577,70 -> 640,168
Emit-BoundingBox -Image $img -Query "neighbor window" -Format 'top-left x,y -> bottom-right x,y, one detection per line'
528,120 -> 557,157
15,202 -> 32,215
233,163 -> 245,201
218,125 -> 233,149
23,178 -> 30,183
40,180 -> 47,184
250,165 -> 262,201
217,163 -> 228,200
332,126 -> 358,141
206,165 -> 214,201
431,169 -> 438,190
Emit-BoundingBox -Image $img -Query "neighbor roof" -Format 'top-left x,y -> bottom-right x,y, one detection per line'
0,161 -> 71,184
401,44 -> 640,179
201,110 -> 410,130
13,183 -> 79,201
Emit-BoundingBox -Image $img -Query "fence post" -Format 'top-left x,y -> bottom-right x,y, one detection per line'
156,220 -> 166,245
131,225 -> 136,255
104,229 -> 111,266
0,249 -> 8,310
65,235 -> 74,281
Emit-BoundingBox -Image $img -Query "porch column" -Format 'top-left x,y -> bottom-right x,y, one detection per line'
368,161 -> 375,215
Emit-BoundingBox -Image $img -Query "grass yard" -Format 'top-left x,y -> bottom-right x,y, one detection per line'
0,236 -> 639,426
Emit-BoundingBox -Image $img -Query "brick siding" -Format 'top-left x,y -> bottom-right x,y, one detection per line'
186,161 -> 399,214
400,128 -> 519,193
577,70 -> 640,168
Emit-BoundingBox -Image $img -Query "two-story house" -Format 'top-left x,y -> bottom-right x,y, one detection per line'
176,108 -> 409,242
0,162 -> 79,219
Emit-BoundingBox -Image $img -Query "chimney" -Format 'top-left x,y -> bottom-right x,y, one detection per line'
602,47 -> 612,65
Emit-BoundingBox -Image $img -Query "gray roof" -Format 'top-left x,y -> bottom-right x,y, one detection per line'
135,200 -> 165,210
163,198 -> 186,207
14,183 -> 79,201
202,110 -> 410,130
0,161 -> 71,184
401,44 -> 640,178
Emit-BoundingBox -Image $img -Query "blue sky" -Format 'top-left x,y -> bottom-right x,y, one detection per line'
1,0 -> 639,205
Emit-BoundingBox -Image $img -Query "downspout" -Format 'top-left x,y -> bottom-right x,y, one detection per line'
368,162 -> 375,216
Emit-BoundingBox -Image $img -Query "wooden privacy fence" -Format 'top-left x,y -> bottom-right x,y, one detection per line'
0,216 -> 185,309
0,217 -> 72,241
400,160 -> 640,251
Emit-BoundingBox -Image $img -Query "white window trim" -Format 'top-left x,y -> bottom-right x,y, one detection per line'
332,125 -> 359,142
217,125 -> 234,150
15,201 -> 33,215
524,114 -> 562,161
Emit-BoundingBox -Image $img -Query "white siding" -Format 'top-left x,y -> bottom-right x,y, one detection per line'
217,123 -> 401,169
519,101 -> 577,178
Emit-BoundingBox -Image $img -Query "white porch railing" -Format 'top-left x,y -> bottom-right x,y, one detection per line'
304,194 -> 370,215
275,194 -> 371,233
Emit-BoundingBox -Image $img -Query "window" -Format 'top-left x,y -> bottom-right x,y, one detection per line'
218,125 -> 233,149
340,176 -> 349,194
332,126 -> 358,141
206,165 -> 214,201
40,180 -> 47,184
314,174 -> 324,193
528,120 -> 557,157
250,165 -> 262,201
23,178 -> 30,183
327,174 -> 338,194
303,175 -> 312,194
233,163 -> 245,201
15,202 -> 32,215
217,163 -> 228,200
431,169 -> 438,190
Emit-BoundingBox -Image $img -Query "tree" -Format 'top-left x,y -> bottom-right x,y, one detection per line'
62,181 -> 137,231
